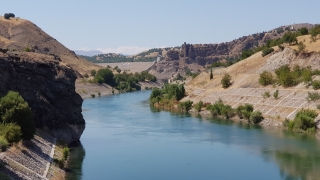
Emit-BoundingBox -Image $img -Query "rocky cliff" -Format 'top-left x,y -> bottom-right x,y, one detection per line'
149,23 -> 314,79
0,52 -> 84,144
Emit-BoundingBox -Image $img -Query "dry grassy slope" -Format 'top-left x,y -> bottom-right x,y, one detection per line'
0,16 -> 100,75
185,35 -> 320,120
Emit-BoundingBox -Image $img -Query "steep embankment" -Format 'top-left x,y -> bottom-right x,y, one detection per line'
0,16 -> 100,76
184,35 -> 320,122
0,52 -> 84,143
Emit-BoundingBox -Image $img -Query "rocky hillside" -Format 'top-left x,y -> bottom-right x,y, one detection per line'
183,34 -> 320,121
148,23 -> 314,80
0,16 -> 99,76
0,52 -> 84,143
79,47 -> 181,63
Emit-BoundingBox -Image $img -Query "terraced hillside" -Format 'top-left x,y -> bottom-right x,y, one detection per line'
0,131 -> 64,180
184,35 -> 320,123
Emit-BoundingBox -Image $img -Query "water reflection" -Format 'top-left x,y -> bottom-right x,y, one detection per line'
66,141 -> 86,180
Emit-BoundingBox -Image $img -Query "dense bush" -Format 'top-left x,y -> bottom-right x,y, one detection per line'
262,91 -> 271,98
307,92 -> 320,101
94,68 -> 114,85
249,111 -> 264,124
310,25 -> 320,41
63,147 -> 69,161
312,80 -> 320,90
221,74 -> 232,88
273,90 -> 279,99
285,109 -> 318,133
194,101 -> 203,112
206,99 -> 234,118
149,84 -> 185,105
0,91 -> 35,140
178,100 -> 193,112
259,71 -> 274,86
274,65 -> 313,87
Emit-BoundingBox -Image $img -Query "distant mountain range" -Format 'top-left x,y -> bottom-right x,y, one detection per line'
74,50 -> 103,56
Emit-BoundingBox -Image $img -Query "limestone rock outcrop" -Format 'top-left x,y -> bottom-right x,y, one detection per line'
0,52 -> 84,144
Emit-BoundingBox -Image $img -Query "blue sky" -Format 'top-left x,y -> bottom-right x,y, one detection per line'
1,0 -> 320,54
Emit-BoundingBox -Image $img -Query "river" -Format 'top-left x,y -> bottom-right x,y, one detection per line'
66,90 -> 320,180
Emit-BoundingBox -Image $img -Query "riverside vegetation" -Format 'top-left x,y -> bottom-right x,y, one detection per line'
150,84 -> 319,132
82,66 -> 157,93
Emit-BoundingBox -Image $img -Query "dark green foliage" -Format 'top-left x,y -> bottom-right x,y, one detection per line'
63,147 -> 69,161
206,99 -> 234,118
0,91 -> 35,140
312,80 -> 320,90
210,69 -> 213,80
274,65 -> 312,87
178,100 -> 193,112
285,109 -> 318,133
4,13 -> 15,19
149,84 -> 185,104
90,69 -> 96,76
262,47 -> 274,57
194,101 -> 203,112
259,71 -> 274,86
298,27 -> 308,35
98,92 -> 101,97
90,94 -> 95,98
307,92 -> 320,101
207,61 -> 234,68
1,124 -> 22,143
240,49 -> 255,60
236,105 -> 245,119
221,74 -> 232,88
235,104 -> 254,120
94,68 -> 114,85
273,90 -> 279,99
83,73 -> 89,78
249,111 -> 264,124
282,32 -> 298,44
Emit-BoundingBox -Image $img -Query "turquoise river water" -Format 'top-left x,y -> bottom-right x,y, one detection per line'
66,90 -> 320,180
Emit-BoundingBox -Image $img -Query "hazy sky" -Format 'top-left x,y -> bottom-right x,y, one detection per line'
2,0 -> 319,54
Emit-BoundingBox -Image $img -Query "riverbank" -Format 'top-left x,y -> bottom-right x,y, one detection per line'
76,81 -> 163,99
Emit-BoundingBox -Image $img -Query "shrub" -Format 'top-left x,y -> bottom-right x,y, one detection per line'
194,101 -> 203,112
24,47 -> 31,52
285,109 -> 318,133
236,105 -> 245,119
206,99 -> 234,118
210,69 -> 213,80
90,94 -> 95,98
0,136 -> 8,152
63,147 -> 69,161
273,90 -> 279,99
312,80 -> 320,90
98,92 -> 101,97
221,74 -> 232,88
91,69 -> 96,76
263,91 -> 271,98
249,111 -> 264,124
262,47 -> 274,57
307,92 -> 320,101
0,91 -> 35,140
299,27 -> 308,35
94,68 -> 114,85
83,73 -> 89,78
298,41 -> 306,53
178,100 -> 193,112
259,71 -> 274,86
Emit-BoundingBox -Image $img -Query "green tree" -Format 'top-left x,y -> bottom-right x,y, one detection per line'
259,71 -> 274,86
94,68 -> 114,85
0,91 -> 35,140
194,101 -> 203,112
210,69 -> 213,80
249,111 -> 264,124
273,90 -> 279,99
90,69 -> 96,76
221,74 -> 232,88
3,123 -> 22,143
298,27 -> 308,35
